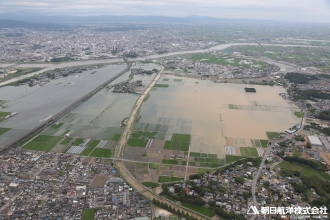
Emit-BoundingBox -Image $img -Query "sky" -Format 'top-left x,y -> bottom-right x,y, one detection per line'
1,0 -> 330,22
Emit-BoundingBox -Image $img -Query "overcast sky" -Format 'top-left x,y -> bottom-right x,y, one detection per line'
1,0 -> 330,22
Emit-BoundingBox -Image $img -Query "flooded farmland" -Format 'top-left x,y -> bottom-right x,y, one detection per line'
137,75 -> 301,158
17,63 -> 160,154
0,64 -> 127,149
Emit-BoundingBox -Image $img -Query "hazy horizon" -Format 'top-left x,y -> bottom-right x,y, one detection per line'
1,0 -> 330,23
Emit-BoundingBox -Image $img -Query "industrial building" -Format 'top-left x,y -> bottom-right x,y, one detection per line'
307,136 -> 323,146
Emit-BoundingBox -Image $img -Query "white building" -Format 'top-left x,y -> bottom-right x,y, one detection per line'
307,136 -> 323,146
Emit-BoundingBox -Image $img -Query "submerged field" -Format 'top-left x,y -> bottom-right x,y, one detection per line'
20,63 -> 160,156
123,74 -> 300,182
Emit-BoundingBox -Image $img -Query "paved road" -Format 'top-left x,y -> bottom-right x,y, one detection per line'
250,82 -> 307,218
0,42 -> 323,87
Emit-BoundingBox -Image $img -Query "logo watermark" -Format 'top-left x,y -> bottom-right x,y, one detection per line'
247,206 -> 328,218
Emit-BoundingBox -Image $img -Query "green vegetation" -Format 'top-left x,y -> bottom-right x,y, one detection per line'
0,112 -> 10,122
266,132 -> 281,140
82,208 -> 95,220
293,151 -> 302,157
198,168 -> 215,173
127,138 -> 149,147
163,134 -> 191,151
142,182 -> 159,188
293,89 -> 330,100
181,203 -> 215,218
294,111 -> 305,118
284,72 -> 318,84
225,155 -> 246,164
110,134 -> 121,141
0,127 -> 10,135
162,78 -> 169,81
88,140 -> 101,148
143,93 -> 150,102
51,57 -> 73,62
260,140 -> 268,148
232,46 -> 330,70
23,142 -> 57,152
90,148 -> 112,158
158,176 -> 184,183
72,138 -> 85,146
154,84 -> 169,88
253,139 -> 262,148
81,140 -> 101,156
53,123 -> 64,129
228,104 -> 239,109
172,133 -> 190,142
240,147 -> 259,157
149,163 -> 159,169
174,79 -> 183,82
318,110 -> 330,121
162,159 -> 179,165
277,161 -> 330,181
163,140 -> 189,151
22,135 -> 63,152
190,152 -> 201,157
0,68 -> 43,84
283,156 -> 325,171
60,137 -> 72,145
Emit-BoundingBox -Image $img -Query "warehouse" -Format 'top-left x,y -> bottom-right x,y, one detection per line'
307,136 -> 323,146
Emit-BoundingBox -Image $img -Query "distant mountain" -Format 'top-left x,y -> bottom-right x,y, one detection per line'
0,15 -> 227,24
0,19 -> 66,29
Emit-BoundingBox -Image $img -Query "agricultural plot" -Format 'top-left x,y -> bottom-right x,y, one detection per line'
240,147 -> 259,157
266,132 -> 281,140
22,135 -> 63,152
231,45 -> 330,70
0,112 -> 11,123
189,152 -> 224,167
158,176 -> 184,183
90,148 -> 112,158
81,140 -> 101,156
154,84 -> 169,88
226,155 -> 246,164
294,112 -> 304,118
0,127 -> 10,135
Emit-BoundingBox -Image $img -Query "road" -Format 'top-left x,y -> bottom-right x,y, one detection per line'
0,42 -> 323,87
250,80 -> 307,219
112,65 -> 210,219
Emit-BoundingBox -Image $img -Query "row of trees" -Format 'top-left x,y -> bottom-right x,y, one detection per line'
208,201 -> 246,220
152,199 -> 199,220
318,110 -> 330,121
300,176 -> 330,197
283,156 -> 325,171
161,184 -> 206,206
284,72 -> 319,84
292,89 -> 330,100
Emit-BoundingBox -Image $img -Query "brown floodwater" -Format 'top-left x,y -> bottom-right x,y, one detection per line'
140,75 -> 300,157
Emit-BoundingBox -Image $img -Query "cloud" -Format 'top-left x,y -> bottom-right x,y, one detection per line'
0,0 -> 329,22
